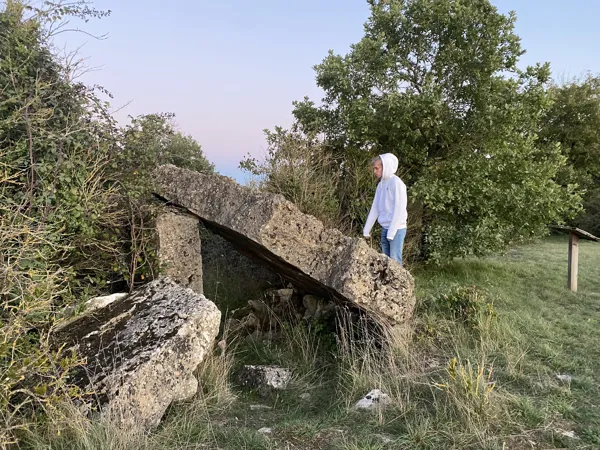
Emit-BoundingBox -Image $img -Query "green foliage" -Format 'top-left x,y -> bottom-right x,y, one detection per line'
240,126 -> 343,229
0,1 -> 215,444
111,112 -> 214,287
575,189 -> 600,236
428,284 -> 495,328
0,2 -> 121,444
0,0 -> 125,293
541,74 -> 600,235
435,357 -> 497,421
244,0 -> 581,263
541,74 -> 600,188
117,113 -> 214,197
0,205 -> 99,447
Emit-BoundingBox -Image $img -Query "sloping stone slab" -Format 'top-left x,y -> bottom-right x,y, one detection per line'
153,165 -> 415,326
52,277 -> 220,429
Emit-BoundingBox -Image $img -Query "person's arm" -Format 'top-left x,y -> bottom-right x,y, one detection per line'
363,193 -> 379,237
387,180 -> 407,240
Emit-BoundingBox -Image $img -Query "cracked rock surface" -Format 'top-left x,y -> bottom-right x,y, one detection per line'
52,277 -> 220,429
156,208 -> 204,294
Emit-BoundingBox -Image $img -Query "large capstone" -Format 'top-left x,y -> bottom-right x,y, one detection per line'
153,165 -> 415,326
51,277 -> 221,429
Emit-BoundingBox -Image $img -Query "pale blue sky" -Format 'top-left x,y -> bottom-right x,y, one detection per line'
54,0 -> 600,182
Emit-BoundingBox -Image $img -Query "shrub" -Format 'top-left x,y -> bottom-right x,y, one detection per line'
434,357 -> 498,421
240,126 -> 343,230
0,2 -> 215,444
429,285 -> 496,329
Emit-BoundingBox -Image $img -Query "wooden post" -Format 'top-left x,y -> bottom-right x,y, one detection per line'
567,232 -> 579,292
549,225 -> 598,292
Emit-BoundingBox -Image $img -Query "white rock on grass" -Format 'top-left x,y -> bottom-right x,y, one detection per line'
355,389 -> 391,410
376,434 -> 395,444
250,404 -> 273,411
556,374 -> 573,383
560,430 -> 577,439
258,427 -> 272,434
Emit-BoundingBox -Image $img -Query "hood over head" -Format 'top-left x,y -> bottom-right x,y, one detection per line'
379,153 -> 398,180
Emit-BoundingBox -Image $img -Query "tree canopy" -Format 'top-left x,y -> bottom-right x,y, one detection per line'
245,0 -> 581,263
541,74 -> 600,235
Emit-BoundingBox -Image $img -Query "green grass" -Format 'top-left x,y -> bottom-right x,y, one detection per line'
24,235 -> 600,449
414,235 -> 600,448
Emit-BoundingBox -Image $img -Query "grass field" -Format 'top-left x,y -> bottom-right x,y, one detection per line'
26,235 -> 600,449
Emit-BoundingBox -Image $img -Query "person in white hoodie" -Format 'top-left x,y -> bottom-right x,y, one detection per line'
362,153 -> 408,265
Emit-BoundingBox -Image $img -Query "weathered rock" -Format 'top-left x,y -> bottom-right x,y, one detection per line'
375,434 -> 395,444
266,288 -> 296,308
52,277 -> 221,429
156,209 -> 204,294
86,292 -> 128,312
302,294 -> 335,321
355,389 -> 391,410
154,165 -> 416,326
236,365 -> 292,396
303,294 -> 319,319
250,404 -> 273,411
247,299 -> 273,329
556,374 -> 573,383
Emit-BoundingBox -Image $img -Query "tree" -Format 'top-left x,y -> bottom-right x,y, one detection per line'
255,0 -> 580,263
540,74 -> 600,235
118,113 -> 214,196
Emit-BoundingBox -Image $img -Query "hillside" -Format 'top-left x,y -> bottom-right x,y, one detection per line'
27,235 -> 600,449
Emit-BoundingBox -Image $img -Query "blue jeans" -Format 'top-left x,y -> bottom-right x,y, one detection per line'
381,227 -> 407,265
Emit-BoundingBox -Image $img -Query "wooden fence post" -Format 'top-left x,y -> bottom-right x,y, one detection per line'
567,232 -> 579,292
548,225 -> 598,293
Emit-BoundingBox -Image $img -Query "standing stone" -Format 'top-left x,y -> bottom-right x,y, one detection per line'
51,277 -> 221,429
156,209 -> 203,294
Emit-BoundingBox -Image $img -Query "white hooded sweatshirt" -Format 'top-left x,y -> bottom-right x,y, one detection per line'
363,153 -> 407,240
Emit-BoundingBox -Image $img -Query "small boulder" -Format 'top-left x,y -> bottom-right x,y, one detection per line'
250,404 -> 273,411
556,374 -> 573,383
355,389 -> 391,410
52,277 -> 221,429
375,434 -> 395,444
560,430 -> 577,439
236,365 -> 292,397
303,294 -> 319,319
267,288 -> 295,306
